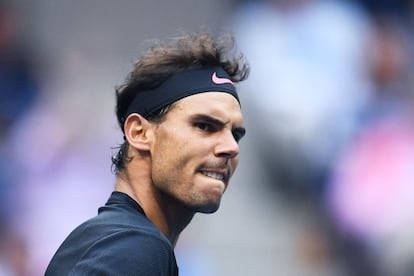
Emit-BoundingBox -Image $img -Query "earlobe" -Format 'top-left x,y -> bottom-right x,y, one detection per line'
123,113 -> 153,151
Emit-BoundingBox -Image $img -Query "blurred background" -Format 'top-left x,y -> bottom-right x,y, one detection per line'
2,0 -> 414,275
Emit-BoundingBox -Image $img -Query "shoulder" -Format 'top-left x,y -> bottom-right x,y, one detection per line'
70,229 -> 178,275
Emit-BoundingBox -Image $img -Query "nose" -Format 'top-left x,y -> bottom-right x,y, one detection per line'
214,130 -> 240,159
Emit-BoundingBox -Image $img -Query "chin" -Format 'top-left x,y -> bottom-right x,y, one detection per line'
194,201 -> 221,214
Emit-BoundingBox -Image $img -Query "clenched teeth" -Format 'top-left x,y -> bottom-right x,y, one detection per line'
202,171 -> 225,181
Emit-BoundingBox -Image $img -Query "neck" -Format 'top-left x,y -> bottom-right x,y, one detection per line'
115,165 -> 194,247
155,192 -> 195,247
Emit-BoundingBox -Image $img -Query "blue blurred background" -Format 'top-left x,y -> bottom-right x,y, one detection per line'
2,0 -> 414,275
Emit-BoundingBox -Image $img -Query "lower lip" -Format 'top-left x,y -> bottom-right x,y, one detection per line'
202,175 -> 226,189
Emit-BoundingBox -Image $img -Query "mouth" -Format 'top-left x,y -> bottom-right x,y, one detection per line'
200,169 -> 229,183
201,171 -> 225,181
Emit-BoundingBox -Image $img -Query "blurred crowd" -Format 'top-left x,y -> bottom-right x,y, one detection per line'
232,0 -> 414,275
2,0 -> 414,275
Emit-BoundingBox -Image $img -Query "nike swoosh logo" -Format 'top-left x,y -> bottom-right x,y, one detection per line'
212,72 -> 234,85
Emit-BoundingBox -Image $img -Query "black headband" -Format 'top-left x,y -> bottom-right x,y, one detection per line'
123,67 -> 238,122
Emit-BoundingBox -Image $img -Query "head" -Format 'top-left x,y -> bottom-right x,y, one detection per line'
113,32 -> 249,213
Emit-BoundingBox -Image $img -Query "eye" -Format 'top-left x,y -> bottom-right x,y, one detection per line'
195,122 -> 214,132
232,128 -> 246,143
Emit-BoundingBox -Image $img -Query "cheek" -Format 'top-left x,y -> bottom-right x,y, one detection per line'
153,128 -> 200,168
151,140 -> 192,184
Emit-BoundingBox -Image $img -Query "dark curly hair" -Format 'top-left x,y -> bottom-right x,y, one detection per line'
112,32 -> 249,175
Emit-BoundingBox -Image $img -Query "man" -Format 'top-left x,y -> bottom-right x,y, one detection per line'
45,32 -> 249,275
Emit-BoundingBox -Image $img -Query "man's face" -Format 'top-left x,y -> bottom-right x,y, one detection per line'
150,92 -> 245,213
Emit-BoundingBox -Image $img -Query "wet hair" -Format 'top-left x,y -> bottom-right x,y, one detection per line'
112,31 -> 249,175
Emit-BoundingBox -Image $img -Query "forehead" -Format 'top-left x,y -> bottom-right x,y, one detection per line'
170,92 -> 243,122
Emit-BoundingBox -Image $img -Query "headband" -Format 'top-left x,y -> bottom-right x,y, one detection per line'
123,67 -> 238,122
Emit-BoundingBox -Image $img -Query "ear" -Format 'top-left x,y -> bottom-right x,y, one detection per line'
123,113 -> 154,151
